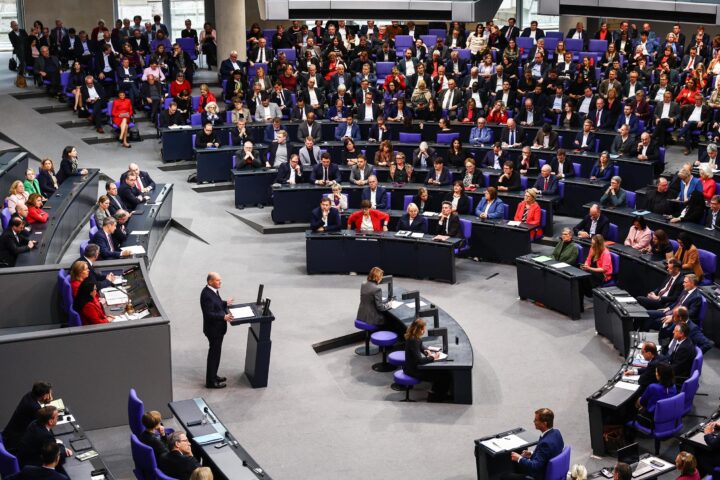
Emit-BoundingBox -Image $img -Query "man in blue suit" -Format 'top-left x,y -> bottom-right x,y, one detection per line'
14,441 -> 69,479
310,153 -> 341,185
310,197 -> 341,232
573,120 -> 596,152
425,158 -> 452,186
507,408 -> 564,480
676,169 -> 703,202
643,274 -> 703,331
397,203 -> 428,233
533,165 -> 558,195
91,217 -> 132,260
334,115 -> 361,141
361,176 -> 387,209
200,272 -> 233,389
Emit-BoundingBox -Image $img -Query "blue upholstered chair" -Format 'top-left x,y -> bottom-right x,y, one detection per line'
393,370 -> 420,402
130,433 -> 157,480
545,446 -> 571,480
354,319 -> 380,356
128,388 -> 145,437
626,392 -> 685,454
680,370 -> 700,416
0,442 -> 19,477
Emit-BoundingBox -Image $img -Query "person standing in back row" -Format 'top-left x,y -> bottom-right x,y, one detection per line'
200,272 -> 234,389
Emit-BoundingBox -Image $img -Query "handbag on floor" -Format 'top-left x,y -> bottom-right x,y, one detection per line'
9,56 -> 17,71
15,73 -> 26,88
129,126 -> 142,142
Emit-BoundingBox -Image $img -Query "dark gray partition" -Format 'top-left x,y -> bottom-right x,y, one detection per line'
0,260 -> 173,430
0,150 -> 28,198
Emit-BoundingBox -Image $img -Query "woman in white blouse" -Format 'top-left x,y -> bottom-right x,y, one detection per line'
326,183 -> 348,212
6,180 -> 29,214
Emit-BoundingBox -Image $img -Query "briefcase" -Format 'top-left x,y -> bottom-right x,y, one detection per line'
129,126 -> 142,142
9,56 -> 17,71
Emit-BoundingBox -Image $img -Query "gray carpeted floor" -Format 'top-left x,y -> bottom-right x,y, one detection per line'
1,53 -> 718,480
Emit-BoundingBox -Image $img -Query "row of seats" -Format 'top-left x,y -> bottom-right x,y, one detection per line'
128,388 -> 177,480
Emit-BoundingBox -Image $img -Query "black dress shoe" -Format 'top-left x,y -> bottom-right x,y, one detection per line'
205,381 -> 226,389
215,376 -> 227,383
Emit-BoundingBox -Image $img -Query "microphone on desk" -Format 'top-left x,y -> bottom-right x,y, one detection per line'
225,430 -> 239,447
204,407 -> 216,424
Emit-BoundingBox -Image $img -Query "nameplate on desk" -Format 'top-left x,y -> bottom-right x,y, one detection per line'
229,306 -> 254,319
76,450 -> 99,461
480,434 -> 527,452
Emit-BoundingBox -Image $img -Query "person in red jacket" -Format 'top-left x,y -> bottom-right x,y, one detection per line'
73,279 -> 115,325
25,194 -> 48,224
111,90 -> 134,148
169,72 -> 191,98
347,200 -> 390,232
69,260 -> 89,297
514,189 -> 542,238
197,83 -> 216,113
580,234 -> 613,298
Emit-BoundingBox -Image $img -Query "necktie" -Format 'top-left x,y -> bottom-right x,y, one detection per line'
323,167 -> 328,182
259,48 -> 264,63
672,342 -> 679,358
544,178 -> 549,191
679,292 -> 688,305
510,130 -> 515,145
216,289 -> 221,298
506,28 -> 512,40
107,233 -> 114,251
521,206 -> 529,222
658,277 -> 674,297
136,177 -> 143,191
596,111 -> 600,126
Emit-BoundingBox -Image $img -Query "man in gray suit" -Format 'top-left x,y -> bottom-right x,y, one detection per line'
350,155 -> 374,185
254,94 -> 283,122
298,136 -> 321,166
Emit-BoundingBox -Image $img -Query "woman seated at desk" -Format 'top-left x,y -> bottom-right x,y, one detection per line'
514,189 -> 542,238
634,363 -> 676,428
674,452 -> 701,480
23,168 -> 44,199
624,215 -> 653,251
26,194 -> 48,224
475,187 -> 505,219
389,152 -> 414,183
650,229 -> 674,261
73,279 -> 115,325
326,184 -> 348,212
669,191 -> 705,225
580,234 -> 613,296
6,180 -> 29,214
397,203 -> 428,233
38,158 -> 59,198
443,180 -> 470,215
674,232 -> 703,278
356,266 -> 392,328
201,101 -> 223,127
94,195 -> 112,226
404,318 -> 451,402
552,227 -> 579,264
412,187 -> 432,214
69,260 -> 90,297
590,152 -> 614,181
341,138 -> 361,167
347,200 -> 389,232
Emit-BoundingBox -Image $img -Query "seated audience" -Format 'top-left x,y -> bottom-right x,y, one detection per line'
76,244 -> 114,289
361,176 -> 387,209
195,123 -> 221,149
6,180 -> 29,214
23,168 -> 43,199
580,234 -> 613,296
26,194 -> 48,224
497,160 -> 521,192
634,363 -> 676,427
139,410 -> 169,461
2,382 -> 53,454
533,165 -> 558,195
275,154 -> 303,185
624,216 -> 652,251
514,189 -> 542,238
236,141 -> 262,170
436,201 -> 462,239
311,197 -> 341,232
412,187 -> 431,214
311,153 -> 341,185
443,181 -> 470,214
159,431 -> 200,480
589,151 -> 613,181
574,204 -> 610,239
91,217 -> 131,260
460,158 -> 484,189
38,159 -> 59,198
94,195 -> 112,226
326,183 -> 348,211
350,155 -> 373,186
397,203 -> 428,233
475,187 -> 505,219
18,406 -> 71,468
674,232 -> 703,278
73,278 -> 114,325
389,152 -> 413,183
425,158 -> 452,186
0,218 -> 36,267
69,260 -> 89,296
637,259 -> 683,310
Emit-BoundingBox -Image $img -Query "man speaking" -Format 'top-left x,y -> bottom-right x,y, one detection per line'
200,272 -> 234,389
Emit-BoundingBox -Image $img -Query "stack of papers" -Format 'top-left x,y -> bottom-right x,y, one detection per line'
101,288 -> 128,306
113,310 -> 151,322
194,432 -> 225,445
480,434 -> 527,453
615,296 -> 637,304
550,262 -> 571,269
632,210 -> 651,216
229,306 -> 254,319
621,374 -> 640,383
410,232 -> 424,238
395,231 -> 411,237
614,382 -> 640,392
389,300 -> 404,309
130,230 -> 149,235
533,255 -> 552,263
422,212 -> 437,217
121,245 -> 146,255
507,220 -> 521,226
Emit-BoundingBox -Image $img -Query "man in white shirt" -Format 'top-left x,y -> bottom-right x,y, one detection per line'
653,91 -> 680,146
678,94 -> 709,155
578,87 -> 595,117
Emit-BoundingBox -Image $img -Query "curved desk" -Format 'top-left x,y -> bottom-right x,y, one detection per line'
306,230 -> 463,283
15,169 -> 99,267
386,286 -> 474,404
122,183 -> 174,265
592,286 -> 650,357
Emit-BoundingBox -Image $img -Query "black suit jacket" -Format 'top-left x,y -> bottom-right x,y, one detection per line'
118,183 -> 144,211
636,354 -> 667,393
139,430 -> 168,460
76,256 -> 112,290
90,229 -> 121,260
120,171 -> 156,191
275,162 -> 304,184
310,207 -> 341,232
652,274 -> 684,307
644,189 -> 670,214
159,451 -> 200,480
0,228 -> 32,267
500,25 -> 520,40
18,421 -> 55,467
80,82 -> 107,105
200,285 -> 228,338
8,465 -> 68,479
367,125 -> 391,142
670,338 -> 695,379
573,214 -> 610,239
437,213 -> 462,237
549,158 -> 575,178
129,36 -> 149,53
107,194 -> 125,215
706,209 -> 720,230
397,214 -> 428,233
2,393 -> 42,453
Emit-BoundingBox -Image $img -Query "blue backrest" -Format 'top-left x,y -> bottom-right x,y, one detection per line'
128,388 -> 145,437
545,446 -> 571,480
572,163 -> 581,177
0,442 -> 19,477
375,62 -> 395,78
610,252 -> 620,277
653,392 -> 685,436
681,370 -> 700,414
89,226 -> 98,239
520,176 -> 528,190
79,239 -> 89,257
436,133 -> 460,144
459,218 -> 471,241
557,181 -> 565,198
691,346 -> 703,377
399,132 -> 421,143
89,215 -> 97,230
466,196 -> 474,214
576,244 -> 586,265
190,113 -> 202,126
565,38 -> 583,51
625,191 -> 636,209
403,195 -> 413,210
130,433 -> 157,475
589,39 -> 608,52
608,223 -> 618,241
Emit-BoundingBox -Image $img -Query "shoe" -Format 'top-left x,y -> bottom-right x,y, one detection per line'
216,376 -> 227,383
205,381 -> 226,389
96,128 -> 105,134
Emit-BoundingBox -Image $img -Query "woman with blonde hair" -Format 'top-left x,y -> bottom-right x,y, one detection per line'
6,180 -> 29,214
326,183 -> 348,211
190,467 -> 213,480
567,464 -> 588,480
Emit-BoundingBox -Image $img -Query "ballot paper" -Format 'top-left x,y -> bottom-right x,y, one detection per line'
550,262 -> 571,269
229,306 -> 254,319
481,434 -> 527,453
389,300 -> 404,309
111,276 -> 124,285
410,232 -> 425,238
121,245 -> 147,255
130,230 -> 149,235
113,310 -> 151,322
101,288 -> 128,306
405,300 -> 429,308
507,220 -> 521,226
614,381 -> 640,392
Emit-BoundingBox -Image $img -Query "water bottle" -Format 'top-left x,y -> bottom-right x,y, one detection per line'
201,411 -> 208,425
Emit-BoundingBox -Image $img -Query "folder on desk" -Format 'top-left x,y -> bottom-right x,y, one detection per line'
480,434 -> 527,452
193,432 -> 225,445
121,245 -> 147,256
533,255 -> 552,263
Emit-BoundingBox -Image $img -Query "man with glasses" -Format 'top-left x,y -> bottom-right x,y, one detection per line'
159,431 -> 200,479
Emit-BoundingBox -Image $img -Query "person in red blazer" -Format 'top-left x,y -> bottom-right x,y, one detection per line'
112,90 -> 134,148
26,194 -> 48,224
347,200 -> 390,232
73,279 -> 115,325
514,189 -> 542,238
69,260 -> 90,297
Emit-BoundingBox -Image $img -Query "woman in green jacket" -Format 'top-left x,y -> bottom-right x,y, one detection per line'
22,168 -> 44,200
552,227 -> 579,264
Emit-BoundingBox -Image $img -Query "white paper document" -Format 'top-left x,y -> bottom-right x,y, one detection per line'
410,232 -> 425,238
389,300 -> 404,309
621,374 -> 640,383
614,382 -> 640,392
615,296 -> 637,304
422,212 -> 437,217
101,288 -> 128,306
481,434 -> 527,453
229,306 -> 254,319
405,300 -> 429,308
550,262 -> 571,269
507,220 -> 521,226
130,230 -> 149,235
112,276 -> 124,285
121,245 -> 147,255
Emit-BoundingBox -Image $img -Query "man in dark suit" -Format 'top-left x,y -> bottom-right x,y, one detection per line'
436,201 -> 462,238
76,243 -> 114,290
357,92 -> 380,122
120,163 -> 156,194
706,195 -> 720,230
644,274 -> 703,331
105,181 -> 126,215
159,432 -> 200,479
500,18 -> 520,41
15,441 -> 69,479
573,204 -> 610,240
310,197 -> 341,232
34,47 -> 62,97
567,22 -> 589,50
637,259 -> 684,310
180,19 -> 198,46
517,99 -> 542,127
91,217 -> 131,260
500,120 -> 524,149
0,218 -> 36,268
200,272 -> 233,389
275,154 -> 304,184
677,94 -> 711,154
588,98 -> 612,130
80,75 -> 108,134
652,91 -> 681,146
549,149 -> 574,179
508,408 -> 563,480
397,203 -> 428,233
666,322 -> 696,380
118,173 -> 146,211
2,382 -> 53,454
18,406 -> 71,468
623,341 -> 667,394
129,29 -> 150,55
249,38 -> 272,66
425,159 -> 452,186
8,21 -> 29,74
296,112 -> 322,142
643,178 -> 671,214
311,154 -> 341,185
520,22 -> 545,42
368,117 -> 391,142
60,28 -> 80,63
533,165 -> 559,195
219,51 -> 244,81
361,176 -> 387,209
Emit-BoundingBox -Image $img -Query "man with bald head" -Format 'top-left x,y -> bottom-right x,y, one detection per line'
573,204 -> 610,239
200,272 -> 234,389
120,163 -> 156,193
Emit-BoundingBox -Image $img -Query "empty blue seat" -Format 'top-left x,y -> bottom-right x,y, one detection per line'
354,319 -> 380,356
128,388 -> 145,437
436,132 -> 460,144
370,331 -> 398,372
393,370 -> 420,402
399,132 -> 421,143
680,370 -> 700,416
0,442 -> 19,477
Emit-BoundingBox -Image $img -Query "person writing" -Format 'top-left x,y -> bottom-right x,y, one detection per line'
552,228 -> 579,264
403,318 -> 451,402
347,200 -> 389,232
73,279 -> 114,325
356,267 -> 392,328
424,158 -> 451,186
311,197 -> 341,232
